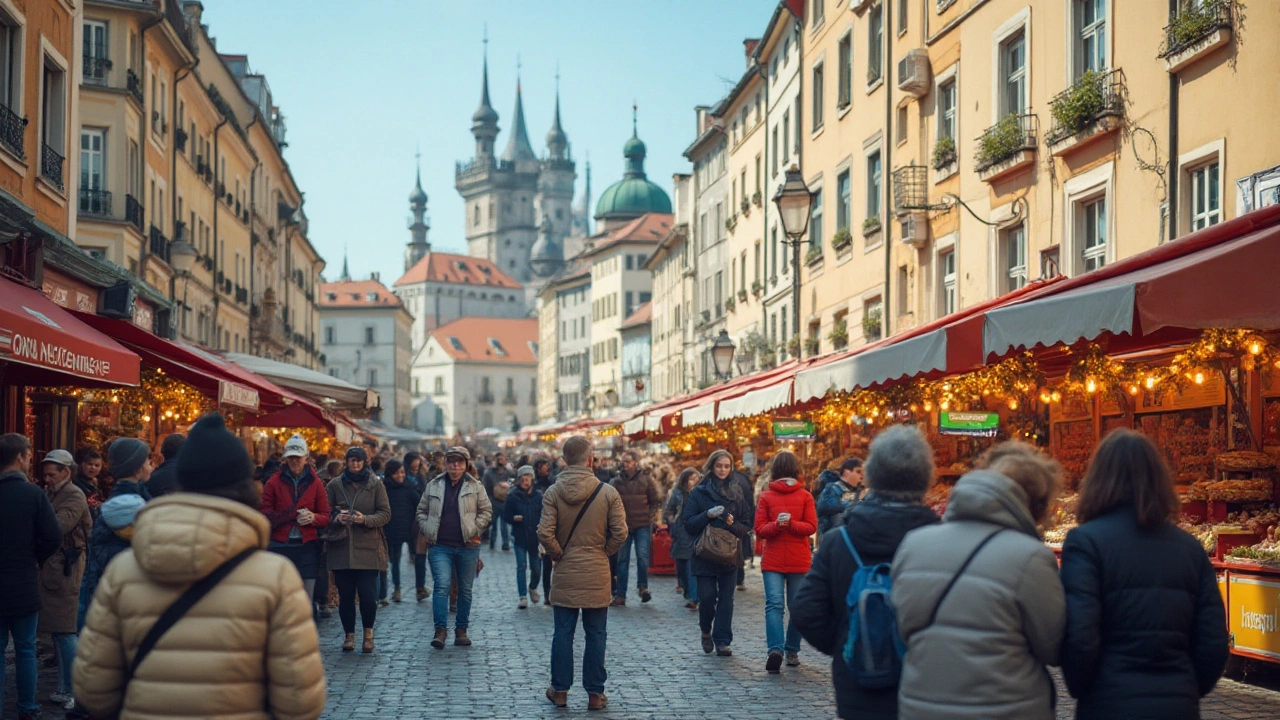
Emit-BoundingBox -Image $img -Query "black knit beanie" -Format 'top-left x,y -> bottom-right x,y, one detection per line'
176,413 -> 254,492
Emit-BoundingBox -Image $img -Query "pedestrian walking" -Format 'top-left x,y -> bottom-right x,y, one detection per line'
417,446 -> 492,649
105,437 -> 153,500
505,465 -> 544,608
0,434 -> 62,720
754,450 -> 818,674
482,451 -> 514,550
261,434 -> 331,619
74,412 -> 327,720
816,458 -> 865,536
143,433 -> 184,498
730,459 -> 757,588
1060,429 -> 1229,720
609,450 -> 661,606
533,457 -> 555,492
539,436 -> 628,711
792,425 -> 940,720
77,494 -> 145,631
72,448 -> 105,519
680,449 -> 754,657
36,449 -> 92,710
663,468 -> 700,609
893,442 -> 1065,720
325,446 -> 392,653
379,459 -> 427,604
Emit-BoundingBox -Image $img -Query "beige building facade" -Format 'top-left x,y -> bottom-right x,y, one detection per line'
646,174 -> 693,402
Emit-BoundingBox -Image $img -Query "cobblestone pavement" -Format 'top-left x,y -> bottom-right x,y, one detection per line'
7,547 -> 1280,719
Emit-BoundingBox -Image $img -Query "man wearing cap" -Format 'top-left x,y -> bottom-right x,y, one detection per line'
106,437 -> 152,500
504,465 -> 544,609
416,446 -> 492,649
261,434 -> 331,619
36,449 -> 92,710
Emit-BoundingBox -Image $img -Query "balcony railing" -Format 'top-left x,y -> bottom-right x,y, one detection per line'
79,188 -> 112,217
478,391 -> 495,405
174,126 -> 187,153
83,56 -> 111,85
1046,69 -> 1126,146
0,104 -> 26,159
125,195 -> 144,232
503,393 -> 518,406
40,143 -> 65,191
1160,0 -> 1232,58
149,225 -> 170,263
126,69 -> 144,106
235,286 -> 248,304
974,113 -> 1038,172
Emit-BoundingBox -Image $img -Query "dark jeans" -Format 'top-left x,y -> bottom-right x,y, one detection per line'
515,545 -> 541,597
380,538 -> 427,597
332,569 -> 379,633
0,612 -> 38,714
551,606 -> 608,694
542,552 -> 553,597
489,503 -> 510,548
614,525 -> 652,599
675,559 -> 698,602
697,570 -> 738,646
313,547 -> 330,606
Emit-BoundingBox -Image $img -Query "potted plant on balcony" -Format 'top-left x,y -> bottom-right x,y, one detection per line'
787,335 -> 800,359
861,216 -> 882,238
976,114 -> 1025,169
725,215 -> 737,232
1050,69 -> 1107,140
1160,0 -> 1232,57
805,245 -> 824,266
751,279 -> 764,298
832,227 -> 854,251
737,288 -> 748,303
757,346 -> 777,370
862,307 -> 883,341
804,337 -> 821,357
740,198 -> 751,215
828,317 -> 849,350
724,296 -> 736,312
752,191 -> 762,207
932,135 -> 957,170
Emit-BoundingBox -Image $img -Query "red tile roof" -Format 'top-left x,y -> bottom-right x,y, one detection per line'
621,301 -> 652,329
319,279 -> 403,308
581,213 -> 673,258
394,251 -> 523,289
427,317 -> 539,365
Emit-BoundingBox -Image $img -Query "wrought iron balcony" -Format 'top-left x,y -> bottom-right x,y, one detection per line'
1046,69 -> 1126,147
79,189 -> 112,218
149,225 -> 170,263
83,56 -> 111,85
126,195 -> 144,232
1160,0 -> 1232,58
0,104 -> 26,159
126,69 -> 144,107
974,113 -> 1038,173
478,391 -> 495,405
892,165 -> 930,214
503,393 -> 518,406
40,143 -> 65,191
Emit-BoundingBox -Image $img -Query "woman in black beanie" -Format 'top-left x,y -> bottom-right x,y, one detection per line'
326,446 -> 391,653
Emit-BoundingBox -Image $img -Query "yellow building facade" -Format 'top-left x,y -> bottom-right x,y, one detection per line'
721,59 -> 768,359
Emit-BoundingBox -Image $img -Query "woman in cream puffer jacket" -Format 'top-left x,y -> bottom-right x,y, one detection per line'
73,491 -> 327,720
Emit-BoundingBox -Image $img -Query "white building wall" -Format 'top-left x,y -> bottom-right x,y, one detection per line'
396,280 -> 527,353
411,339 -> 538,435
762,18 -> 803,352
320,308 -> 408,426
555,280 -> 592,419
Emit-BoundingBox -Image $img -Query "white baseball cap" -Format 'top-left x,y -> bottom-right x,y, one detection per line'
282,434 -> 309,459
42,449 -> 74,467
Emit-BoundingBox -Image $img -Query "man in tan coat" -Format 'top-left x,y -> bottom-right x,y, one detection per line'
74,413 -> 326,720
538,436 -> 627,711
37,449 -> 91,710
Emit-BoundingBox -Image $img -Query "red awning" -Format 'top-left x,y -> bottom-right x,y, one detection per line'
0,279 -> 140,386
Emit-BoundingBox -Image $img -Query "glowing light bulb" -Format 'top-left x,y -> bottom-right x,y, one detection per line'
1250,342 -> 1263,355
923,402 -> 933,412
1040,392 -> 1052,404
940,400 -> 950,411
1194,372 -> 1205,385
1145,376 -> 1156,390
1051,391 -> 1062,403
1086,378 -> 1097,394
1007,399 -> 1019,411
142,415 -> 151,422
1129,386 -> 1139,395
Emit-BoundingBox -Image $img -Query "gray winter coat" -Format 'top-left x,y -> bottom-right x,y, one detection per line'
662,485 -> 696,560
892,470 -> 1064,720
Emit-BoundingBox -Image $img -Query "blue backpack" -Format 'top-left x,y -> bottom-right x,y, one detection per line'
837,526 -> 905,689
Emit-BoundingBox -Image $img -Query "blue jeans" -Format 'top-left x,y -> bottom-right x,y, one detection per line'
514,545 -> 541,597
697,570 -> 738,646
675,559 -> 698,602
429,544 -> 480,630
614,526 -> 651,599
763,571 -> 805,654
52,631 -> 77,695
551,606 -> 608,694
0,612 -> 39,713
489,505 -> 510,548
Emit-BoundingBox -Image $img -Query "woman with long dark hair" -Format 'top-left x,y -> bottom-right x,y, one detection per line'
1060,429 -> 1228,719
679,450 -> 752,656
663,468 -> 701,608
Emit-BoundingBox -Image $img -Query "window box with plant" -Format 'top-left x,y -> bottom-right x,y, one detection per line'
724,296 -> 736,312
786,335 -> 800,359
758,346 -> 777,369
975,113 -> 1038,182
828,317 -> 849,350
1046,69 -> 1126,155
932,135 -> 957,171
752,191 -> 762,207
726,215 -> 737,232
737,288 -> 748,303
862,307 -> 882,341
805,245 -> 825,266
751,279 -> 764,297
804,337 -> 821,357
1159,0 -> 1232,73
741,199 -> 751,215
861,216 -> 882,238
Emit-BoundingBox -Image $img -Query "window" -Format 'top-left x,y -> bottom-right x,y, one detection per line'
364,326 -> 375,344
324,326 -> 335,344
809,188 -> 823,249
897,265 -> 909,316
896,105 -> 908,145
79,129 -> 105,211
864,297 -> 883,341
434,376 -> 444,395
1080,197 -> 1107,272
837,34 -> 852,108
782,111 -> 790,165
937,78 -> 957,142
1003,224 -> 1027,292
812,0 -> 824,26
1000,30 -> 1027,117
940,250 -> 957,316
1074,0 -> 1107,78
625,291 -> 634,316
836,171 -> 851,231
84,20 -> 108,84
368,368 -> 377,386
715,271 -> 723,316
0,9 -> 20,111
812,63 -> 824,131
1189,161 -> 1221,231
41,56 -> 68,167
771,126 -> 779,175
868,4 -> 884,84
897,0 -> 908,34
866,150 -> 882,219
625,254 -> 634,270
770,227 -> 778,281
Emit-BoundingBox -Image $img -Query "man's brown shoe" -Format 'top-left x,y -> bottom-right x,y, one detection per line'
609,596 -> 625,607
431,627 -> 447,649
417,587 -> 430,601
392,588 -> 402,603
362,628 -> 374,653
588,692 -> 608,710
342,633 -> 355,652
454,629 -> 472,646
545,687 -> 567,708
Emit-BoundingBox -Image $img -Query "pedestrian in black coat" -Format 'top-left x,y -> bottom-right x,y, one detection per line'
1060,430 -> 1228,720
143,433 -> 184,498
680,450 -> 753,655
792,426 -> 940,720
0,463 -> 62,617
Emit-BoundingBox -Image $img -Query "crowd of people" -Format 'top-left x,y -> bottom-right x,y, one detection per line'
0,413 -> 1232,719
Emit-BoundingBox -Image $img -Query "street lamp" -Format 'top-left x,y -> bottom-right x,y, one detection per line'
773,165 -> 814,358
169,239 -> 199,339
711,329 -> 736,381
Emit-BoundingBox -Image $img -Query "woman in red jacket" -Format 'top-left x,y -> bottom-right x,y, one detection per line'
260,434 -> 331,616
754,449 -> 817,674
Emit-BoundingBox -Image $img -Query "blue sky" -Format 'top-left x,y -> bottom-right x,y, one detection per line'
200,0 -> 780,284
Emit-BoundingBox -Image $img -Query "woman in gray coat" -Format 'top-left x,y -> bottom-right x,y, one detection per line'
663,468 -> 700,608
891,442 -> 1065,720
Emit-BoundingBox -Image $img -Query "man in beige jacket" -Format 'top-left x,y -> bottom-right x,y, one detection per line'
538,436 -> 627,711
74,413 -> 326,720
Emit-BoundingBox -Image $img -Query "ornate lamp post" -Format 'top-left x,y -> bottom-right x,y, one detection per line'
710,329 -> 736,381
773,165 -> 814,354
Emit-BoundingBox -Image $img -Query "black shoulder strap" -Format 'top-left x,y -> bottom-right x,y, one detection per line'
123,548 -> 258,685
924,528 -> 1005,628
560,482 -> 605,551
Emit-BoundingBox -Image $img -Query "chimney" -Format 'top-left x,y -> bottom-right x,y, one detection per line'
744,38 -> 761,64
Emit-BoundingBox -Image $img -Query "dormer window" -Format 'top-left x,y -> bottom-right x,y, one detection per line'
447,337 -> 464,351
326,293 -> 336,301
366,292 -> 377,302
488,338 -> 507,356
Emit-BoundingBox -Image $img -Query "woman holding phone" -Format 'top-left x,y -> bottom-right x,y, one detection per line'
754,450 -> 818,673
326,446 -> 391,653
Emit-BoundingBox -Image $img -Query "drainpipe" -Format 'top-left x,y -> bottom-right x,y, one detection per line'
760,53 -> 771,351
246,112 -> 260,353
1166,0 -> 1179,244
883,0 -> 894,337
211,116 -> 227,345
172,54 -> 198,338
137,11 -> 163,268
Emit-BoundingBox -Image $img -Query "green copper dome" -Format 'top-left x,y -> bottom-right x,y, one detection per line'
594,112 -> 671,221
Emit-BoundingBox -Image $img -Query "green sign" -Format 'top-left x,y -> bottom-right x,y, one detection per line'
773,419 -> 816,441
938,411 -> 1000,437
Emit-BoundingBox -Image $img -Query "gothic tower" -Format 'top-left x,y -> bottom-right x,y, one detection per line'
535,75 -> 575,271
405,153 -> 431,272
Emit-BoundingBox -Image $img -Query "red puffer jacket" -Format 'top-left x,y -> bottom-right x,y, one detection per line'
260,467 -> 331,544
754,478 -> 818,574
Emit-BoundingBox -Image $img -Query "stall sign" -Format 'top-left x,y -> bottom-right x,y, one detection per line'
42,274 -> 98,313
132,301 -> 154,332
939,411 -> 1000,437
218,380 -> 260,412
1229,575 -> 1280,660
772,419 -> 815,441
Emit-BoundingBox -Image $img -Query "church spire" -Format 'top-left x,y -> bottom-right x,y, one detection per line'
406,150 -> 431,272
471,31 -> 499,159
340,245 -> 351,282
545,64 -> 568,160
502,58 -> 536,163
